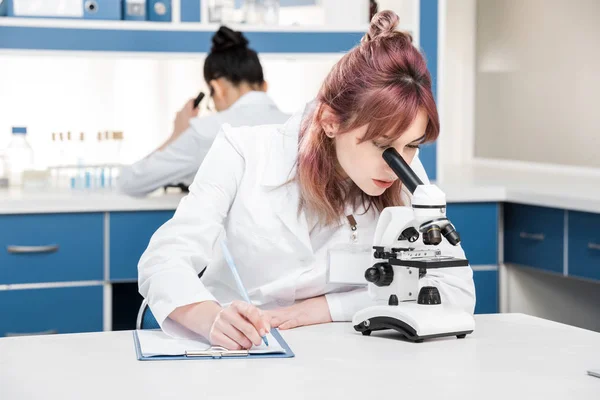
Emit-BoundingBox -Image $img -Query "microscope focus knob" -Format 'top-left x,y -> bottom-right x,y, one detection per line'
365,263 -> 394,287
418,286 -> 442,305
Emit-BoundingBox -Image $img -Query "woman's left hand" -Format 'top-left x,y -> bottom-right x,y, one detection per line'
173,99 -> 200,137
265,296 -> 332,330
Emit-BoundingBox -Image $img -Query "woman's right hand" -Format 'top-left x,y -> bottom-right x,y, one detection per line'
209,301 -> 271,350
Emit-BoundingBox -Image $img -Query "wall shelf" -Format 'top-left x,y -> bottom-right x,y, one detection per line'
0,18 -> 367,54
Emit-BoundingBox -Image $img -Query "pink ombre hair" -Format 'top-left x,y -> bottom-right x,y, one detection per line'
296,10 -> 440,226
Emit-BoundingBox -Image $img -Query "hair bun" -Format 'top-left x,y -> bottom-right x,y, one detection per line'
362,10 -> 400,43
211,26 -> 249,52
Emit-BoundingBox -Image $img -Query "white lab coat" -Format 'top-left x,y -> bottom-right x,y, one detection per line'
138,105 -> 476,339
117,91 -> 290,196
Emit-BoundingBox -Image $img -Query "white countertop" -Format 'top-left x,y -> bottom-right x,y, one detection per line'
438,163 -> 600,214
1,314 -> 599,400
1,164 -> 600,214
0,187 -> 186,214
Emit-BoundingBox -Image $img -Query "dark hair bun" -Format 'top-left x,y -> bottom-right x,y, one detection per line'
211,26 -> 249,52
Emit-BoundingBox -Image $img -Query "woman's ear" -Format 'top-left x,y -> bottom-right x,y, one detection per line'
209,79 -> 226,101
319,105 -> 340,138
260,81 -> 269,92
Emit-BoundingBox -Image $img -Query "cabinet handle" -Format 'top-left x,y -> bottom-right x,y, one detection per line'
588,242 -> 600,251
5,329 -> 58,337
6,245 -> 59,254
519,232 -> 545,241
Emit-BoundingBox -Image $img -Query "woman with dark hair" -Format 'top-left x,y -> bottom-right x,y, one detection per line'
139,11 -> 475,349
118,26 -> 289,196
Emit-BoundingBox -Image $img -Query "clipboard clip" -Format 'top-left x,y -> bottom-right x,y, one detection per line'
185,346 -> 249,359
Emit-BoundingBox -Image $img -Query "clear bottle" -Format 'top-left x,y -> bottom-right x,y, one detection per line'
263,0 -> 279,25
0,150 -> 9,188
6,127 -> 34,187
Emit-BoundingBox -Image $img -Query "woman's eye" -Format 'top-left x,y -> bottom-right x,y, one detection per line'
372,141 -> 388,150
406,144 -> 420,150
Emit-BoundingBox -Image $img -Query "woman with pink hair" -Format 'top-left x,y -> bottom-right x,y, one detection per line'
138,10 -> 475,350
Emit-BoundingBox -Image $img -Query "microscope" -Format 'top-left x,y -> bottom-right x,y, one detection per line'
331,148 -> 475,342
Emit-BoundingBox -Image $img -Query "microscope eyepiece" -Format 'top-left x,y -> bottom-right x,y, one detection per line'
382,148 -> 423,194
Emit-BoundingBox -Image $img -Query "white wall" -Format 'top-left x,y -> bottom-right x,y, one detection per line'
474,0 -> 600,169
437,0 -> 476,175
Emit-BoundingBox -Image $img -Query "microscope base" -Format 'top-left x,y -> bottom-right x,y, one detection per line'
352,303 -> 475,342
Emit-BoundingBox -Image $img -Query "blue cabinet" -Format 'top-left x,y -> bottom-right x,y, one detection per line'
0,213 -> 103,284
568,211 -> 600,282
0,285 -> 103,337
446,202 -> 498,265
504,204 -> 564,274
473,269 -> 498,314
109,211 -> 174,280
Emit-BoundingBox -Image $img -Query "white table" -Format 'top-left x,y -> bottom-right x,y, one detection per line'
1,314 -> 598,399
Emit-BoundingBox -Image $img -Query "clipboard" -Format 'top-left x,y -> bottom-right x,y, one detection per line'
133,329 -> 295,361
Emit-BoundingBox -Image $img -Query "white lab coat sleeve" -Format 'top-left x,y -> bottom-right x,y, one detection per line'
324,153 -> 476,321
117,125 -> 213,197
137,126 -> 244,338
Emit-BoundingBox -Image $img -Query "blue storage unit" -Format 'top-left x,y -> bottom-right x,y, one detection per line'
447,202 -> 499,314
109,210 -> 174,280
446,202 -> 499,265
472,269 -> 498,314
0,285 -> 103,337
180,0 -> 201,22
504,204 -> 564,274
0,213 -> 104,284
568,210 -> 600,282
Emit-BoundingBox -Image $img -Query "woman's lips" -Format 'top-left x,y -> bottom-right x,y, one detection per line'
373,179 -> 394,189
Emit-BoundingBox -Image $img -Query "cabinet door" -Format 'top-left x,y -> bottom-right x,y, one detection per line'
568,211 -> 600,282
109,211 -> 174,280
473,269 -> 498,314
0,213 -> 103,284
504,204 -> 564,274
0,285 -> 103,337
446,202 -> 499,265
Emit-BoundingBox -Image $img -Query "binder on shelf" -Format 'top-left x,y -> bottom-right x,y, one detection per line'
148,0 -> 171,22
83,0 -> 122,20
123,0 -> 146,20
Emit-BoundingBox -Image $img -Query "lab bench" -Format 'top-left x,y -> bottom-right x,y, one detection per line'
3,162 -> 600,337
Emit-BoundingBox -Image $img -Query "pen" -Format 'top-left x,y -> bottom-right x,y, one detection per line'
220,239 -> 269,347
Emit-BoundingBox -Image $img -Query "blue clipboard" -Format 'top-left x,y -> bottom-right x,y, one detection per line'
133,329 -> 295,361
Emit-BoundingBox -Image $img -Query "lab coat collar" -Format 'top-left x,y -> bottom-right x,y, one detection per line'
260,101 -> 315,255
230,91 -> 278,111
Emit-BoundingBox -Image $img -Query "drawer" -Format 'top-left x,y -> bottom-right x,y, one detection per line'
473,269 -> 498,314
110,211 -> 174,280
504,204 -> 564,274
445,202 -> 499,265
568,211 -> 600,281
0,285 -> 103,337
0,213 -> 104,284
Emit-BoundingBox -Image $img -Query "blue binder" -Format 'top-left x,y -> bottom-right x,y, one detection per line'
123,0 -> 146,20
83,0 -> 122,20
148,0 -> 171,22
0,0 -> 7,17
133,329 -> 295,361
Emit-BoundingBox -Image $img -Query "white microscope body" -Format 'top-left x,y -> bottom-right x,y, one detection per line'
346,148 -> 475,342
